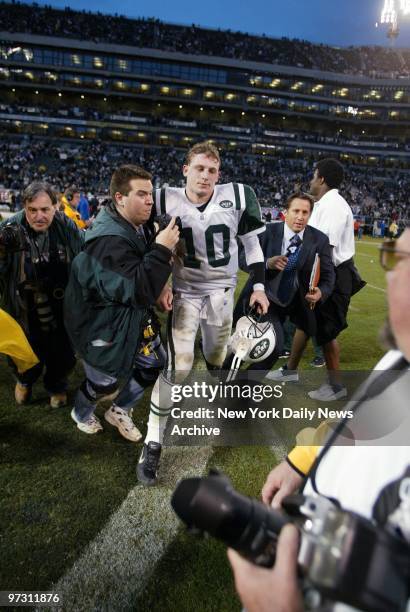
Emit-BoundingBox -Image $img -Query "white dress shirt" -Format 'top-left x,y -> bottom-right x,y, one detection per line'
309,189 -> 354,267
282,224 -> 305,255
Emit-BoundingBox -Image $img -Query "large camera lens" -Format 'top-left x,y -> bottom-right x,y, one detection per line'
172,471 -> 289,567
0,224 -> 27,252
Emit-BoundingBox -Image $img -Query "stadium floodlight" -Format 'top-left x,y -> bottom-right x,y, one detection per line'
380,0 -> 410,37
381,0 -> 398,24
400,0 -> 410,14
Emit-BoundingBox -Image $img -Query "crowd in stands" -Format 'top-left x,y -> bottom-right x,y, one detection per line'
1,2 -> 409,78
2,103 -> 410,153
0,140 -> 408,223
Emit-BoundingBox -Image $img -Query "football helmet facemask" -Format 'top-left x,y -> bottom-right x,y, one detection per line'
227,314 -> 276,381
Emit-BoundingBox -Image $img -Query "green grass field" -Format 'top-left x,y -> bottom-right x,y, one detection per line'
0,238 -> 388,611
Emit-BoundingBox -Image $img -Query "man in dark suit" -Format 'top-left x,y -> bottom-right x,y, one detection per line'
229,191 -> 335,373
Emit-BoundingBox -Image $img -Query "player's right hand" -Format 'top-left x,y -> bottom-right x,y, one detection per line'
155,216 -> 180,251
267,255 -> 288,271
156,285 -> 173,312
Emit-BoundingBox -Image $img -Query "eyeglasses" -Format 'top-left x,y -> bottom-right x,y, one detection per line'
379,240 -> 410,271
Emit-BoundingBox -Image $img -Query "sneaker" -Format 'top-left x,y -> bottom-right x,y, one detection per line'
265,366 -> 299,383
71,408 -> 103,434
137,442 -> 162,486
104,405 -> 142,442
278,350 -> 291,359
15,382 -> 31,405
308,384 -> 347,401
50,393 -> 67,408
310,356 -> 325,368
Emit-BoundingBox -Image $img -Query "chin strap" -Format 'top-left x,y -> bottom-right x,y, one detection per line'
226,337 -> 252,382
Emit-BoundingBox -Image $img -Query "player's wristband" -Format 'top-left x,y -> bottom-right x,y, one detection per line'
248,261 -> 265,285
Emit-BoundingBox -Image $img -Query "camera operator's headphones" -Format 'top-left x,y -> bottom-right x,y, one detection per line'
65,186 -> 79,203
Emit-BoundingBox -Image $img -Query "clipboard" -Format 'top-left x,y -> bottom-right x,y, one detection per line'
309,254 -> 320,310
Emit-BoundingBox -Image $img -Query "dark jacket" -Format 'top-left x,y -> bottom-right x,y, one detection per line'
237,222 -> 335,335
0,210 -> 84,332
64,205 -> 172,378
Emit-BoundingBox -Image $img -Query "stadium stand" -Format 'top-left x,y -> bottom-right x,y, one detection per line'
0,1 -> 408,229
0,141 -> 408,228
0,2 -> 409,78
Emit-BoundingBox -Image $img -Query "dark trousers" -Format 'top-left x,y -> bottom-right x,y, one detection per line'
9,323 -> 76,394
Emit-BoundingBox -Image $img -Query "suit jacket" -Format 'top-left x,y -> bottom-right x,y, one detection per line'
237,222 -> 335,336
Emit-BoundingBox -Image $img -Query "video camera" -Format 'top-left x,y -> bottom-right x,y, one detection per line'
153,213 -> 183,235
153,213 -> 185,260
0,223 -> 28,253
171,471 -> 410,612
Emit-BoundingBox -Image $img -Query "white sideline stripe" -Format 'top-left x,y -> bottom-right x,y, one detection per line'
366,283 -> 386,293
355,252 -> 375,259
270,433 -> 288,462
349,305 -> 360,312
355,240 -> 382,247
50,447 -> 213,612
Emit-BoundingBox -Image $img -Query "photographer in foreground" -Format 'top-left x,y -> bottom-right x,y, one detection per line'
228,227 -> 410,611
0,181 -> 84,407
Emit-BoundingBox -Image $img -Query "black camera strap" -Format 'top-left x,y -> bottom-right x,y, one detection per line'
307,354 -> 409,499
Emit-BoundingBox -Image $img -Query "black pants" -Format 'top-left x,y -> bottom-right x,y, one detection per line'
10,323 -> 76,394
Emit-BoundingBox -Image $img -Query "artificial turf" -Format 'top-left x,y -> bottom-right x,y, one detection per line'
0,237 -> 388,610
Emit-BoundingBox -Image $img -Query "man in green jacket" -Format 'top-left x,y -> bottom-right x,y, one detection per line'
64,165 -> 179,440
0,181 -> 84,407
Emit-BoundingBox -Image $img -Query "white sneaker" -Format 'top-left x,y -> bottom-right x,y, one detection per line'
71,408 -> 103,434
265,367 -> 299,382
308,384 -> 347,401
104,405 -> 142,442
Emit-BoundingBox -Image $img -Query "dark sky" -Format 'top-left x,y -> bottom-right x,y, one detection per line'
31,0 -> 410,47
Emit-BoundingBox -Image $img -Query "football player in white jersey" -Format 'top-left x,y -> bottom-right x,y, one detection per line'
137,141 -> 269,485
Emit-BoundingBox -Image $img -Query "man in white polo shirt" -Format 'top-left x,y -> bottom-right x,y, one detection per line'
269,159 -> 364,401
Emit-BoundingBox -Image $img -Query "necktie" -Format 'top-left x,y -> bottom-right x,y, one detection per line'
277,234 -> 302,304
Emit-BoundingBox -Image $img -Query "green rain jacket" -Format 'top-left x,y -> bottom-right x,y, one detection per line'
64,205 -> 172,378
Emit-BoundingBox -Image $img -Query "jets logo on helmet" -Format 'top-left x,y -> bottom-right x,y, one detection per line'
249,338 -> 270,360
227,313 -> 276,381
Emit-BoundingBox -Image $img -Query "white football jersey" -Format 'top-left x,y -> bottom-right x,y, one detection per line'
155,183 -> 264,295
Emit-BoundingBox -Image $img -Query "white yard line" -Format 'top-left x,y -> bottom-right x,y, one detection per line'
366,283 -> 386,293
270,435 -> 288,462
355,240 -> 383,247
355,252 -> 375,259
50,446 -> 213,612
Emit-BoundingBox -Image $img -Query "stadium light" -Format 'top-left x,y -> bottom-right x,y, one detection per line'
380,0 -> 410,38
381,0 -> 397,24
400,0 -> 410,14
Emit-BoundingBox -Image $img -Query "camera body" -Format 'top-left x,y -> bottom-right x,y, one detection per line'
0,223 -> 28,253
172,471 -> 410,612
153,213 -> 183,234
